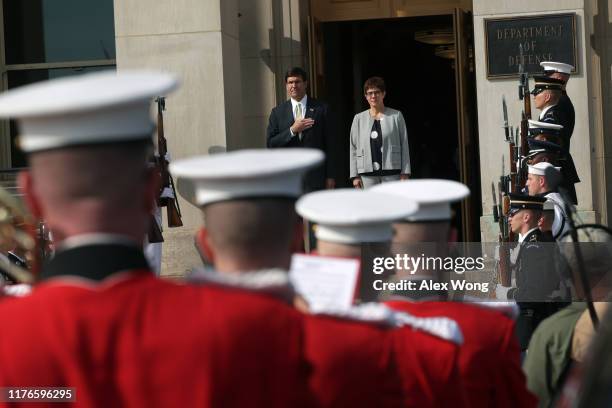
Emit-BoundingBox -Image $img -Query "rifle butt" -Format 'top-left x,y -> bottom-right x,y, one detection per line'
167,201 -> 183,228
147,216 -> 164,244
498,240 -> 512,287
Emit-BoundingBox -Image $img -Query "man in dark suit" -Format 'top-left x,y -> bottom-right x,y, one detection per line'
267,67 -> 335,192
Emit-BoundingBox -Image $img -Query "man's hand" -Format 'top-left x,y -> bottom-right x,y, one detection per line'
325,178 -> 336,189
352,177 -> 363,189
291,118 -> 315,134
400,174 -> 410,180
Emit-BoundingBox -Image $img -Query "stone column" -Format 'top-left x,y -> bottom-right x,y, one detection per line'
113,0 -> 243,277
238,0 -> 309,148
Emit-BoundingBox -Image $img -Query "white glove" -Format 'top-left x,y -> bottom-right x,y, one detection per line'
160,187 -> 174,199
2,284 -> 32,297
495,284 -> 512,300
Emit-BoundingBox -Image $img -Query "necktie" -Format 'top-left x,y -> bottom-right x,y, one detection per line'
295,103 -> 303,141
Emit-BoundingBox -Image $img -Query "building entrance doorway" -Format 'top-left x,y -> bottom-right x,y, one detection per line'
310,11 -> 481,241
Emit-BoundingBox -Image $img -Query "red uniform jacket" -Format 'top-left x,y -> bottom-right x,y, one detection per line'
0,243 -> 308,408
304,304 -> 467,407
385,300 -> 538,408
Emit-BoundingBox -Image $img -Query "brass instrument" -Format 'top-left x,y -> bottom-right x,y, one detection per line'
0,186 -> 36,284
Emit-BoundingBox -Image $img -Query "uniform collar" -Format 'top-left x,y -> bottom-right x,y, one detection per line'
40,234 -> 150,282
189,268 -> 296,302
539,104 -> 556,119
519,227 -> 539,243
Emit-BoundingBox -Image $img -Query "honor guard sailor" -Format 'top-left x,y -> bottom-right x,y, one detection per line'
495,193 -> 566,349
531,76 -> 574,151
0,71 -> 304,408
296,189 -> 467,407
525,162 -> 572,240
372,179 -> 537,408
527,119 -> 579,204
540,61 -> 575,143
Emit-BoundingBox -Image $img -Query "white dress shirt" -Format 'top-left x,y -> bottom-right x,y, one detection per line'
539,104 -> 556,120
289,96 -> 307,136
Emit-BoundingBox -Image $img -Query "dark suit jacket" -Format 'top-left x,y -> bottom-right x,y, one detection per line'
266,97 -> 334,192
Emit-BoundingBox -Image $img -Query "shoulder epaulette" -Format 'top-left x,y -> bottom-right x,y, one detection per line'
314,303 -> 464,344
311,302 -> 397,326
393,311 -> 464,345
462,297 -> 519,320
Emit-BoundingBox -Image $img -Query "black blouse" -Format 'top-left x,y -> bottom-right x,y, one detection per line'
360,119 -> 400,177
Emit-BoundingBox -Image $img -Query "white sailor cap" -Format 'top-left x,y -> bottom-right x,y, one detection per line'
540,61 -> 574,74
296,189 -> 418,244
0,70 -> 178,153
528,119 -> 563,130
528,161 -> 561,176
170,149 -> 324,207
371,179 -> 470,222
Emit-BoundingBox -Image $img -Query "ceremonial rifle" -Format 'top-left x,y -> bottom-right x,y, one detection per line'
156,97 -> 183,228
517,44 -> 531,190
495,99 -> 517,287
502,97 -> 517,192
492,182 -> 512,287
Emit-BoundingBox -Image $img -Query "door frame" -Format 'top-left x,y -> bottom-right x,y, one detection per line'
307,5 -> 481,241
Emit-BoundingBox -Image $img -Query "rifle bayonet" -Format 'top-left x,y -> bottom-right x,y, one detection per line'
492,182 -> 499,223
502,97 -> 510,142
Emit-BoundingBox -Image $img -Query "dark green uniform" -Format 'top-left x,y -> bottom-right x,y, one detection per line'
523,303 -> 586,407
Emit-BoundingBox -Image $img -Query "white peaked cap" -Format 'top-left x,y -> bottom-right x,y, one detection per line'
295,189 -> 418,244
540,61 -> 574,74
0,70 -> 178,153
170,149 -> 324,207
371,179 -> 470,221
528,119 -> 563,130
528,161 -> 561,176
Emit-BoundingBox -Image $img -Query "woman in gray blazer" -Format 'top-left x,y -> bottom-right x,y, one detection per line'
350,77 -> 411,189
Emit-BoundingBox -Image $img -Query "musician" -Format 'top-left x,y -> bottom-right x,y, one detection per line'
0,72 -> 310,407
296,188 -> 468,407
371,179 -> 537,407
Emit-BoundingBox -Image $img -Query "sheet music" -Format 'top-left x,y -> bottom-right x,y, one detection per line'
289,253 -> 360,312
